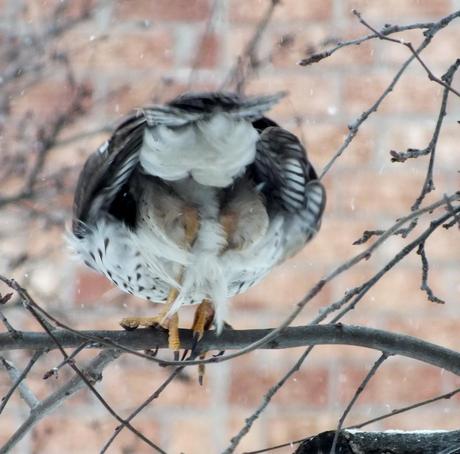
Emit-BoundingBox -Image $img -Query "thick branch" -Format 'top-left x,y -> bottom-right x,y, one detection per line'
1,324 -> 460,375
294,429 -> 460,454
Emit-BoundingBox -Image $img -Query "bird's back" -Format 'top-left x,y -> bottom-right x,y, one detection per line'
70,92 -> 326,329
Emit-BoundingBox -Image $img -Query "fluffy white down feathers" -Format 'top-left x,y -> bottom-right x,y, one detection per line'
139,114 -> 259,187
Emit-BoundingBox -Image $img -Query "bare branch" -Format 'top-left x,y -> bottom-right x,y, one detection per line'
220,0 -> 280,94
100,366 -> 183,453
0,84 -> 91,208
298,23 -> 433,66
246,387 -> 460,453
319,11 -> 460,179
224,345 -> 314,453
223,202 -> 459,452
0,351 -> 42,413
330,353 -> 389,453
295,429 -> 460,454
1,324 -> 460,376
352,10 -> 460,98
326,207 -> 458,323
417,243 -> 445,304
0,349 -> 120,454
347,387 -> 460,430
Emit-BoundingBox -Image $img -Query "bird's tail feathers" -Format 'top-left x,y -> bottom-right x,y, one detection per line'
141,91 -> 287,127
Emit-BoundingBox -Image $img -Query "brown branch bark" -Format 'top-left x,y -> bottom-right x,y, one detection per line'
1,324 -> 460,375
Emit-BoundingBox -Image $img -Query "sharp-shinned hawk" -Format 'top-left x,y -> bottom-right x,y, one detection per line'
70,91 -> 326,359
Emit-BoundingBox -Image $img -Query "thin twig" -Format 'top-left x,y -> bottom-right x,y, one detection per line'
224,345 -> 314,453
43,341 -> 91,379
319,11 -> 460,180
0,280 -> 164,453
0,351 -> 43,414
100,366 -> 183,453
330,353 -> 389,454
224,202 -> 459,452
327,207 -> 459,323
298,22 -> 434,66
417,243 -> 445,304
245,384 -> 460,454
0,84 -> 91,208
347,386 -> 460,430
2,194 -> 458,370
0,307 -> 20,340
352,10 -> 460,98
220,0 -> 280,94
0,349 -> 120,454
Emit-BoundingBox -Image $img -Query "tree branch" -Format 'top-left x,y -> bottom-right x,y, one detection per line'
0,349 -> 120,454
294,429 -> 460,454
318,10 -> 460,179
1,324 -> 460,375
0,351 -> 42,413
330,353 -> 389,453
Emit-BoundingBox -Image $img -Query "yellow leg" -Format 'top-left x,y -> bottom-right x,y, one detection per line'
120,287 -> 178,330
168,312 -> 180,360
190,300 -> 214,385
120,287 -> 181,354
191,299 -> 215,341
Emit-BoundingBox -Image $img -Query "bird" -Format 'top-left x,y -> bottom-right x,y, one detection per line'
70,91 -> 326,364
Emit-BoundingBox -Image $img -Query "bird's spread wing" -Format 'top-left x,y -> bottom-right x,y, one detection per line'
72,92 -> 286,237
253,126 -> 326,241
72,114 -> 146,237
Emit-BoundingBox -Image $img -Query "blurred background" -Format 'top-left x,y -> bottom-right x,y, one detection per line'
0,0 -> 459,452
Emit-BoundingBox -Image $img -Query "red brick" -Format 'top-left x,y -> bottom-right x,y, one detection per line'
386,316 -> 460,352
21,0 -> 94,24
103,77 -> 180,115
365,266 -> 446,314
346,0 -> 452,20
103,78 -> 217,116
272,367 -> 329,407
74,267 -> 115,304
9,79 -> 76,120
60,28 -> 174,73
115,0 -> 210,22
101,356 -> 212,409
169,417 -> 215,453
343,71 -> 441,115
228,412 -> 266,452
337,360 -> 444,406
437,124 -> 460,169
229,355 -> 328,408
424,226 -> 460,263
31,415 -> 161,454
232,257 -> 332,311
192,32 -> 220,69
381,407 -> 460,430
0,416 -> 20,449
291,120 -> 375,170
1,0 -> 459,448
247,74 -> 339,118
298,215 -> 378,267
328,169 -> 427,216
230,0 -> 333,23
265,412 -> 337,447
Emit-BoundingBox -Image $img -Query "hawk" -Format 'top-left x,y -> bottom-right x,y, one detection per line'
70,92 -> 326,359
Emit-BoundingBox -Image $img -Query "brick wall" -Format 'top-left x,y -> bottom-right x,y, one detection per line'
1,0 -> 459,453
